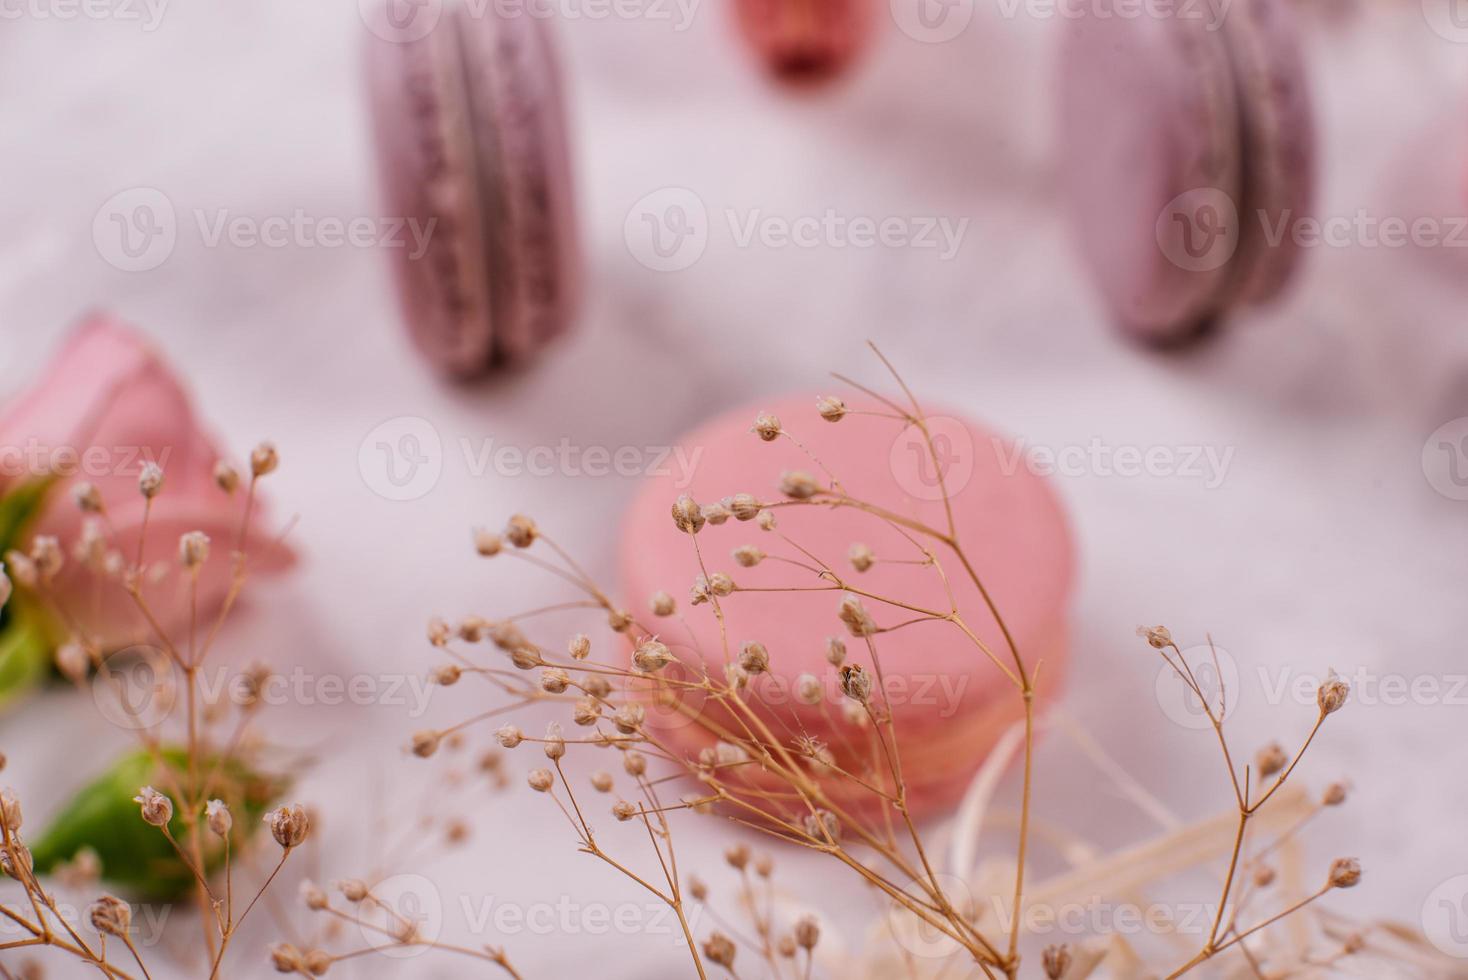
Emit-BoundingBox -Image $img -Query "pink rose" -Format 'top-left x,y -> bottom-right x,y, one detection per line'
0,313 -> 295,651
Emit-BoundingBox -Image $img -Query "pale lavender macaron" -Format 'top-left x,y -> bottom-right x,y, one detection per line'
1059,0 -> 1314,345
363,1 -> 580,379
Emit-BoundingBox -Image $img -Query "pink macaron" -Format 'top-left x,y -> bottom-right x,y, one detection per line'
733,0 -> 873,84
619,394 -> 1074,822
1059,0 -> 1314,344
363,1 -> 580,379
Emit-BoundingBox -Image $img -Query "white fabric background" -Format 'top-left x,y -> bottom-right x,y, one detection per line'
2,1 -> 1467,976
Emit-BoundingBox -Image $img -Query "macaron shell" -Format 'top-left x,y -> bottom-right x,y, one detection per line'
1060,3 -> 1242,342
1221,0 -> 1315,305
619,395 -> 1075,821
458,7 -> 580,364
363,2 -> 579,378
365,11 -> 497,377
733,0 -> 873,84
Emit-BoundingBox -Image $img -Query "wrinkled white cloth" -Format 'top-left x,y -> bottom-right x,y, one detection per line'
0,2 -> 1465,976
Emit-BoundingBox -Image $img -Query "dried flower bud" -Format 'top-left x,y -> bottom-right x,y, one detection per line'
758,510 -> 777,531
803,809 -> 839,841
583,675 -> 612,698
303,950 -> 332,976
250,442 -> 279,477
213,460 -> 240,494
87,895 -> 132,937
1328,857 -> 1361,889
56,642 -> 90,684
178,531 -> 210,569
504,514 -> 537,548
816,395 -> 846,422
708,573 -> 735,597
726,493 -> 761,521
1322,782 -> 1348,807
738,641 -> 770,674
429,664 -> 461,687
474,528 -> 503,556
701,501 -> 731,526
1136,625 -> 1172,649
1317,671 -> 1350,715
138,462 -> 164,498
539,668 -> 570,694
1342,932 -> 1365,954
0,788 -> 21,831
613,704 -> 645,735
337,878 -> 369,902
30,536 -> 63,578
73,482 -> 103,513
607,608 -> 634,633
1253,865 -> 1276,888
623,751 -> 647,777
0,841 -> 33,878
725,843 -> 750,870
590,771 -> 613,793
752,413 -> 782,442
839,664 -> 871,703
205,799 -> 232,837
544,723 -> 567,761
689,875 -> 708,901
427,618 -> 451,647
270,943 -> 303,972
612,800 -> 638,821
528,768 -> 554,792
497,725 -> 524,749
4,552 -> 36,589
510,647 -> 541,671
779,470 -> 819,500
490,621 -> 528,650
573,698 -> 602,727
633,639 -> 673,673
671,495 -> 705,535
133,786 -> 173,827
732,545 -> 765,568
1042,943 -> 1072,979
458,616 -> 489,642
837,595 -> 877,637
794,914 -> 820,949
410,730 -> 441,758
795,673 -> 823,705
301,879 -> 328,910
1255,742 -> 1287,778
849,543 -> 878,573
263,804 -> 310,849
753,853 -> 773,878
649,591 -> 676,617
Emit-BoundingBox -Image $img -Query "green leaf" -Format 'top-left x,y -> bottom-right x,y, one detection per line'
0,477 -> 56,556
29,747 -> 288,902
0,599 -> 52,711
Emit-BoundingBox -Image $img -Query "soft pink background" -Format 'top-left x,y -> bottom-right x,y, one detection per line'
2,1 -> 1467,976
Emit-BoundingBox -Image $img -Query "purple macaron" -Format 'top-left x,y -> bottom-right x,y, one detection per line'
1059,0 -> 1315,345
363,1 -> 580,378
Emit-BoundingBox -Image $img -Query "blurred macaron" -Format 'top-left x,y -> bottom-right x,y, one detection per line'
733,0 -> 874,85
1059,0 -> 1314,346
363,0 -> 580,379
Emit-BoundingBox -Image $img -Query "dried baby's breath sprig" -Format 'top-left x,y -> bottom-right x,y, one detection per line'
633,638 -> 673,673
87,894 -> 132,937
569,632 -> 592,659
206,799 -> 233,837
1317,670 -> 1350,715
178,530 -> 210,569
752,413 -> 781,442
133,785 -> 173,827
138,461 -> 165,498
264,804 -> 310,849
250,442 -> 279,477
816,395 -> 846,422
672,495 -> 706,535
505,514 -> 537,548
411,730 -> 441,758
528,769 -> 554,792
1328,857 -> 1362,889
738,640 -> 770,674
